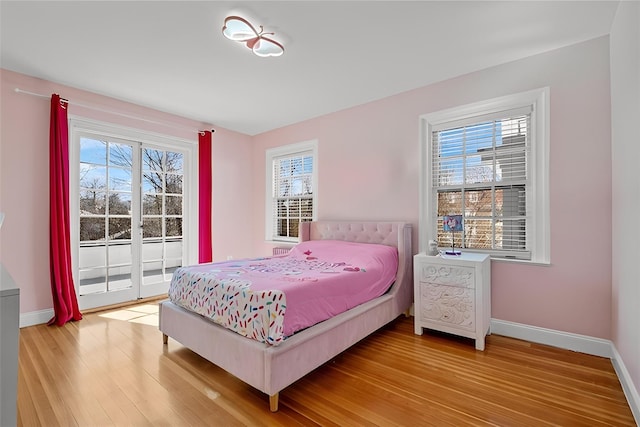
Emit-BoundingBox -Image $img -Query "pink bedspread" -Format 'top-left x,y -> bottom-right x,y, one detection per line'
168,240 -> 398,345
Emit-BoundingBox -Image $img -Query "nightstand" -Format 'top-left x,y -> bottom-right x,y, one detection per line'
413,252 -> 491,350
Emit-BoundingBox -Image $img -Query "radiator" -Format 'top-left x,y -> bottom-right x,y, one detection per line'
272,247 -> 291,256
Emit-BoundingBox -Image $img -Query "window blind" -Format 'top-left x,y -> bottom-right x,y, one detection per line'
432,110 -> 531,259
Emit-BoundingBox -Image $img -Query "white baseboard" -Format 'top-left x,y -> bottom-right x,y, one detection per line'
611,345 -> 640,425
20,309 -> 53,328
490,318 -> 612,358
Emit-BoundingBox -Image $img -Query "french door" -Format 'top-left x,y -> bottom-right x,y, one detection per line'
71,124 -> 192,311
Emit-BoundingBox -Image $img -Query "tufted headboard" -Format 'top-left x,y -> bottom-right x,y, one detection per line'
299,221 -> 413,313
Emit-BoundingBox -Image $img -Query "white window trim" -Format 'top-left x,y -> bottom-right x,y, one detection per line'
68,116 -> 199,269
418,88 -> 550,264
265,139 -> 318,243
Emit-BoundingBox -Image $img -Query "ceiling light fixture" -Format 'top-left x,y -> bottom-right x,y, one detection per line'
222,15 -> 284,58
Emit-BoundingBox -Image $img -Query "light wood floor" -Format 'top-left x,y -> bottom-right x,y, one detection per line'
17,302 -> 635,426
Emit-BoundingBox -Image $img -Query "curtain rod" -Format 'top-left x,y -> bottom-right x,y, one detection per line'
14,88 -> 215,134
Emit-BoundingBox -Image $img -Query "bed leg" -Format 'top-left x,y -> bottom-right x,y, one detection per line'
162,333 -> 168,345
269,393 -> 279,412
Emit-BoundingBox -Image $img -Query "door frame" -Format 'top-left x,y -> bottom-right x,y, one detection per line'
69,117 -> 198,310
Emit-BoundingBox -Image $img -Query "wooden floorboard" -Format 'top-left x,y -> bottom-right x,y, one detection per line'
16,302 -> 635,426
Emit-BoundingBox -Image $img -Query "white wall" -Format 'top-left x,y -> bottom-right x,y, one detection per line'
610,0 -> 640,420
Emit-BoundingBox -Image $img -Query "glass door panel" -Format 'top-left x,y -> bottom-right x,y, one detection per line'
77,137 -> 138,309
140,147 -> 184,297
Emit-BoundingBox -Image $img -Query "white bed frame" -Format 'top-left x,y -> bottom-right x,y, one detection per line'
159,221 -> 412,411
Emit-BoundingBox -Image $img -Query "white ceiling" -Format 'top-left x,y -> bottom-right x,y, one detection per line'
0,1 -> 620,136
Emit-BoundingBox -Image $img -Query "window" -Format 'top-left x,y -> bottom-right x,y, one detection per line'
419,88 -> 549,263
265,140 -> 318,242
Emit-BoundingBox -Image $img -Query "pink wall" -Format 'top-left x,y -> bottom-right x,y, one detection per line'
252,36 -> 613,339
0,36 -> 614,340
210,127 -> 253,262
0,69 -> 253,314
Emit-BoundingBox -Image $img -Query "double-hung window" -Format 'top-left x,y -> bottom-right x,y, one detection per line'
420,89 -> 549,263
265,140 -> 318,242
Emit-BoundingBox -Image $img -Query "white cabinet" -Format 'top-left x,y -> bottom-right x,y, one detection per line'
1,264 -> 19,426
413,252 -> 491,350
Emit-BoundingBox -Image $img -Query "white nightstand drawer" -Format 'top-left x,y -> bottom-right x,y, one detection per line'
420,264 -> 475,288
420,283 -> 475,331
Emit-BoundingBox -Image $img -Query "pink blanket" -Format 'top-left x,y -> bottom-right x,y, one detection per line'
168,240 -> 398,345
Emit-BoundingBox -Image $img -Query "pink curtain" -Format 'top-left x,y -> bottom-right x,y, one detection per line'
198,130 -> 213,263
48,94 -> 82,326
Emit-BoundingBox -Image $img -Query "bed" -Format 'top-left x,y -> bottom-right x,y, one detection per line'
159,221 -> 412,411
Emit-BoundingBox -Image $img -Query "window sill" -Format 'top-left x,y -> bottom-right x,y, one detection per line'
265,240 -> 297,246
436,248 -> 550,266
490,257 -> 551,266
